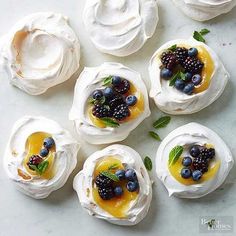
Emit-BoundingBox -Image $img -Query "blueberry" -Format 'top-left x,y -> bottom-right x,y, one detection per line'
160,68 -> 173,79
40,148 -> 49,157
127,181 -> 139,192
126,95 -> 137,106
125,169 -> 137,181
115,169 -> 125,180
183,83 -> 194,95
181,168 -> 192,179
192,170 -> 203,181
174,79 -> 185,91
188,48 -> 198,57
185,72 -> 192,82
182,156 -> 192,167
190,145 -> 200,157
112,76 -> 121,85
103,87 -> 113,97
43,137 -> 55,149
114,186 -> 123,196
192,74 -> 202,86
93,90 -> 103,100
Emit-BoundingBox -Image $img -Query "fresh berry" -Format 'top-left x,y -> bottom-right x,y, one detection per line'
103,87 -> 113,97
95,174 -> 113,188
174,79 -> 185,91
160,68 -> 173,79
193,156 -> 209,173
125,169 -> 137,181
181,167 -> 192,179
115,169 -> 126,180
127,181 -> 139,192
192,170 -> 203,181
27,155 -> 43,169
182,156 -> 192,167
183,56 -> 204,74
183,83 -> 194,95
98,187 -> 114,200
174,47 -> 188,64
43,137 -> 55,149
93,90 -> 103,100
185,72 -> 192,82
108,95 -> 125,110
126,95 -> 137,106
92,104 -> 111,118
112,76 -> 122,86
190,145 -> 201,157
113,79 -> 130,94
114,186 -> 123,197
161,52 -> 177,70
40,148 -> 49,157
192,74 -> 202,86
113,104 -> 130,121
200,148 -> 215,160
188,47 -> 198,57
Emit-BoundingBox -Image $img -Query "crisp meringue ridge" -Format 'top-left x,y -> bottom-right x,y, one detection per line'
156,122 -> 234,199
0,12 -> 80,95
149,37 -> 229,115
73,144 -> 152,225
83,0 -> 159,56
69,62 -> 151,144
3,116 -> 80,199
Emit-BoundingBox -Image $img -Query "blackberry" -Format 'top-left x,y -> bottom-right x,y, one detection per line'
200,148 -> 215,160
95,174 -> 113,188
174,47 -> 188,64
92,104 -> 111,118
113,79 -> 130,94
182,56 -> 204,74
108,95 -> 125,110
193,156 -> 209,173
113,104 -> 130,121
27,155 -> 43,169
98,187 -> 114,200
161,51 -> 177,70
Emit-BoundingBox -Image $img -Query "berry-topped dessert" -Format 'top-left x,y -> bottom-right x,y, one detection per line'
4,116 -> 79,199
149,38 -> 229,114
69,62 -> 150,144
73,145 -> 152,225
156,123 -> 234,198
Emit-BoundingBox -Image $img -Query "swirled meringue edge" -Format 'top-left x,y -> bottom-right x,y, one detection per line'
149,38 -> 229,115
156,122 -> 234,198
73,144 -> 152,225
3,116 -> 80,199
69,62 -> 151,144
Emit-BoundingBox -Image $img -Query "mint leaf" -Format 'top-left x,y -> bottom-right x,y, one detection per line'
193,31 -> 206,43
38,161 -> 49,175
153,116 -> 171,129
149,131 -> 161,141
100,117 -> 120,128
144,156 -> 152,171
200,28 -> 210,35
103,76 -> 113,86
100,171 -> 119,182
169,71 -> 180,86
108,163 -> 119,171
168,146 -> 184,166
168,44 -> 177,51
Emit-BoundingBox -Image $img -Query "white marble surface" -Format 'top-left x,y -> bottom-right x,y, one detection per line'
0,0 -> 236,236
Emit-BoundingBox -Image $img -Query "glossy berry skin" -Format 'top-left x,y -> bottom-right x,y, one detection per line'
190,145 -> 200,157
183,83 -> 194,95
125,169 -> 137,181
185,72 -> 192,82
127,181 -> 139,192
126,95 -> 137,106
43,137 -> 55,149
92,90 -> 103,100
181,168 -> 192,179
40,148 -> 49,157
98,187 -> 114,200
192,74 -> 202,86
160,68 -> 173,79
103,87 -> 113,97
192,170 -> 203,181
114,186 -> 123,197
182,156 -> 192,167
112,76 -> 121,86
188,47 -> 198,57
174,79 -> 185,91
115,169 -> 126,180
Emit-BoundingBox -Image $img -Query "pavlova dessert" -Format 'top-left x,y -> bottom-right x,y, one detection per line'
73,145 -> 152,225
156,123 -> 234,198
149,38 -> 229,114
0,12 -> 80,95
172,0 -> 236,21
69,62 -> 150,144
83,0 -> 159,56
4,116 -> 79,199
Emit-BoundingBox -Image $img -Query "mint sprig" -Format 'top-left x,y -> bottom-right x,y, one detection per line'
149,131 -> 161,141
153,116 -> 171,129
100,117 -> 120,128
193,29 -> 210,43
103,76 -> 113,86
144,156 -> 152,171
168,146 -> 184,166
168,44 -> 177,51
29,160 -> 49,175
100,171 -> 119,182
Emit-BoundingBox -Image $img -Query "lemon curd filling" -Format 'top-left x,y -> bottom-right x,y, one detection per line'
92,156 -> 138,218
